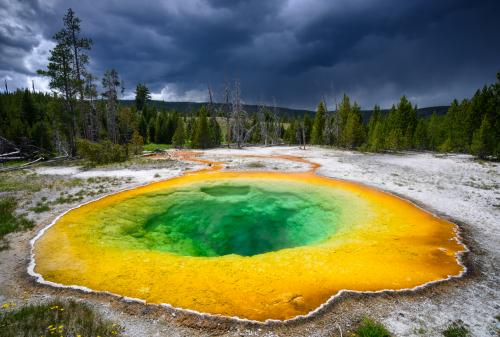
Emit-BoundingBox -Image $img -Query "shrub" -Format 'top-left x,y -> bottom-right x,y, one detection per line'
355,317 -> 391,337
0,197 -> 34,245
128,130 -> 144,155
0,299 -> 123,337
30,202 -> 50,213
443,320 -> 469,337
76,139 -> 127,165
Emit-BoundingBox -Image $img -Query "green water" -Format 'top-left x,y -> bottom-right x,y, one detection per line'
91,179 -> 352,257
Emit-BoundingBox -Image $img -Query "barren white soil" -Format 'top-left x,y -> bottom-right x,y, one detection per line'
1,146 -> 499,337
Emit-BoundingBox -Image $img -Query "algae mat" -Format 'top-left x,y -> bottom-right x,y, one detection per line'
32,170 -> 465,321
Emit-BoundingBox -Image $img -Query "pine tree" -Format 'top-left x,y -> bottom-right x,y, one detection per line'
191,107 -> 210,148
172,118 -> 186,148
285,119 -> 297,144
367,105 -> 381,149
370,118 -> 385,151
37,32 -> 78,155
427,112 -> 444,151
21,89 -> 37,127
138,115 -> 148,141
338,94 -> 351,146
31,119 -> 53,151
209,117 -> 222,147
135,84 -> 151,111
397,96 -> 417,148
413,119 -> 428,150
155,113 -> 170,144
311,100 -> 326,145
59,9 -> 93,140
344,103 -> 365,148
384,105 -> 402,150
470,116 -> 492,159
165,113 -> 177,144
59,8 -> 92,100
443,99 -> 469,152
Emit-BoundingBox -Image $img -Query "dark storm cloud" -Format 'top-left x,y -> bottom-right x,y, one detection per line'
1,0 -> 499,109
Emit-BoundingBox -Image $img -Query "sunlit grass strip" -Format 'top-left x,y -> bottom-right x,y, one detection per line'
0,299 -> 122,337
31,170 -> 466,322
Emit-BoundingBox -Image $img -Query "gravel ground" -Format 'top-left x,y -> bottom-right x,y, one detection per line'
1,147 -> 498,336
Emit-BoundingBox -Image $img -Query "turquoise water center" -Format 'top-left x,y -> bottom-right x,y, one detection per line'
92,179 -> 354,257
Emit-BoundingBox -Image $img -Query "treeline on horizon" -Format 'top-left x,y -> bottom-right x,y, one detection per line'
296,77 -> 500,159
0,8 -> 499,163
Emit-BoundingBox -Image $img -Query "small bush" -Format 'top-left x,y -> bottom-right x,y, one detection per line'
128,130 -> 144,155
76,139 -> 128,165
30,202 -> 50,213
443,320 -> 469,337
0,299 -> 123,337
355,317 -> 391,337
247,161 -> 266,168
0,197 -> 34,245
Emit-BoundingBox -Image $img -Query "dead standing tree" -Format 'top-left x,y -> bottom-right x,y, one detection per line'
207,84 -> 215,114
222,81 -> 232,147
258,104 -> 268,146
84,73 -> 99,141
231,80 -> 246,148
323,97 -> 335,146
102,69 -> 123,144
271,98 -> 281,145
257,99 -> 281,146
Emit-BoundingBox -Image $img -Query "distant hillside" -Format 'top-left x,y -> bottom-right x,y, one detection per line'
360,105 -> 450,122
119,100 -> 314,117
119,100 -> 449,121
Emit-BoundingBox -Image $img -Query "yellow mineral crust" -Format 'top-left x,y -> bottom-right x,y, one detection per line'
33,171 -> 465,321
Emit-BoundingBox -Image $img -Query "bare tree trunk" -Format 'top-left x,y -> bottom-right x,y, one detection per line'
258,105 -> 268,146
61,52 -> 77,156
232,80 -> 243,148
103,70 -> 121,144
224,81 -> 231,148
272,98 -> 280,145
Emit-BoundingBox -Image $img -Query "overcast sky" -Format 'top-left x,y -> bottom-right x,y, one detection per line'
1,0 -> 499,110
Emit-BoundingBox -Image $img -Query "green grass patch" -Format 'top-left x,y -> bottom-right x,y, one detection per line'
0,299 -> 123,337
143,143 -> 172,151
0,160 -> 31,168
0,198 -> 34,249
443,320 -> 469,337
354,317 -> 391,337
0,173 -> 43,192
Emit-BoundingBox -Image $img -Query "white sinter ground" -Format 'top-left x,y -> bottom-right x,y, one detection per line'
1,146 -> 498,337
202,146 -> 500,337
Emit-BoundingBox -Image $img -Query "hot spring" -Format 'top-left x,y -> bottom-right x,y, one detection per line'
126,181 -> 344,257
32,170 -> 465,321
